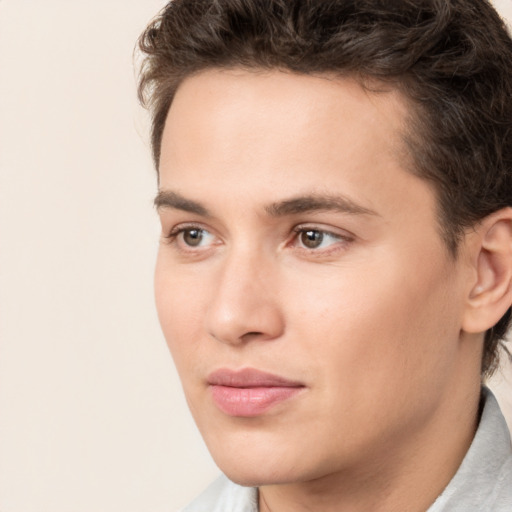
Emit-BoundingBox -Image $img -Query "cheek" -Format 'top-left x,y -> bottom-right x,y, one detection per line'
154,253 -> 208,369
276,256 -> 462,453
283,251 -> 461,387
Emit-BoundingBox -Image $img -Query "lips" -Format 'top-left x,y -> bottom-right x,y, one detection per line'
207,368 -> 305,417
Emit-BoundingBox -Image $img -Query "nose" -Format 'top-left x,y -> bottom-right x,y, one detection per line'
205,251 -> 285,346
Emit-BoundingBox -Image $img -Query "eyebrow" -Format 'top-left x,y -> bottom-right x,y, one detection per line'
154,190 -> 378,217
154,190 -> 210,216
265,194 -> 378,217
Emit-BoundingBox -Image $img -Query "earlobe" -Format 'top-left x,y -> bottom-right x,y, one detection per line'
462,208 -> 512,334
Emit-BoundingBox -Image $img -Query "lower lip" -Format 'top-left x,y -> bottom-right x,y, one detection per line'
209,385 -> 303,417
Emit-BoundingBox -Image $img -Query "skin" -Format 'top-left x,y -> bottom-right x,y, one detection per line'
155,69 -> 488,512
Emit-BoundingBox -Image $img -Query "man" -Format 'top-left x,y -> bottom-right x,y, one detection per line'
137,1 -> 512,510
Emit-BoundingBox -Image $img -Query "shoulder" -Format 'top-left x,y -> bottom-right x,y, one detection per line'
428,388 -> 512,512
179,475 -> 258,512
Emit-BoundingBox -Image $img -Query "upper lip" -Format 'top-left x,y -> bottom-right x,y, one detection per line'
207,368 -> 304,388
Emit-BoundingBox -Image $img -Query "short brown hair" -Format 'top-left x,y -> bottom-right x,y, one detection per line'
137,0 -> 512,376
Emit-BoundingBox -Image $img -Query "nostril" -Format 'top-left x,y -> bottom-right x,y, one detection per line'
239,331 -> 265,342
240,331 -> 268,343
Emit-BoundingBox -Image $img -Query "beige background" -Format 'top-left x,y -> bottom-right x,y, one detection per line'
0,1 -> 511,511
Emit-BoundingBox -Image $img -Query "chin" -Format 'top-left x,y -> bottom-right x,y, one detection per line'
209,442 -> 321,488
201,428 -> 296,485
210,449 -> 278,486
220,463 -> 297,488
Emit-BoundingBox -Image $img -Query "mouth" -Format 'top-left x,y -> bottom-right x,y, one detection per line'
207,368 -> 305,417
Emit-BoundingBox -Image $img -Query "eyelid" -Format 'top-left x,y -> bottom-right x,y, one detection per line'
289,224 -> 355,252
292,223 -> 354,241
165,222 -> 203,239
164,221 -> 211,237
162,222 -> 220,251
161,220 -> 354,255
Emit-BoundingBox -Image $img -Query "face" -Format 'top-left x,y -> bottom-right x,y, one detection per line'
155,69 -> 472,486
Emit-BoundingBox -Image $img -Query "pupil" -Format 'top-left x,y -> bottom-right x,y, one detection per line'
184,229 -> 202,246
302,230 -> 323,248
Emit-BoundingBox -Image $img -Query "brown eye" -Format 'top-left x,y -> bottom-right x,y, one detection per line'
182,228 -> 203,246
300,230 -> 324,248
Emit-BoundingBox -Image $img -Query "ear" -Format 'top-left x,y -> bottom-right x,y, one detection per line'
462,207 -> 512,335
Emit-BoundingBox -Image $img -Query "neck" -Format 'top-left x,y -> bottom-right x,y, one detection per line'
258,380 -> 482,512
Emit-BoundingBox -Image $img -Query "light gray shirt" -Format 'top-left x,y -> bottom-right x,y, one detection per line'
180,389 -> 512,511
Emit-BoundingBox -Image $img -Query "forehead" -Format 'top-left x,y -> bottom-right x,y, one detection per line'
158,69 -> 436,227
160,68 -> 411,175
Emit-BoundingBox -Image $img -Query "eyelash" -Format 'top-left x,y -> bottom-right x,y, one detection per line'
163,223 -> 215,247
163,223 -> 354,254
291,225 -> 353,253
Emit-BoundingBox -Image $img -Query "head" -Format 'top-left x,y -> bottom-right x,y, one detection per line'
139,0 -> 512,377
137,0 -> 512,489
